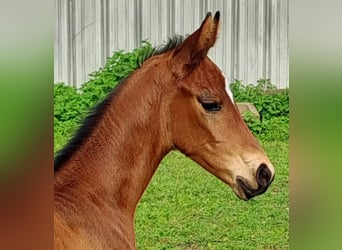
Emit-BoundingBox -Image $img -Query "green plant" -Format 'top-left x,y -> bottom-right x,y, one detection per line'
80,40 -> 153,107
230,79 -> 289,141
54,41 -> 153,152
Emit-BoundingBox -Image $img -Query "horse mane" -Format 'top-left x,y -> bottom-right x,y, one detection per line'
54,35 -> 185,173
54,86 -> 118,173
138,35 -> 184,66
152,35 -> 184,57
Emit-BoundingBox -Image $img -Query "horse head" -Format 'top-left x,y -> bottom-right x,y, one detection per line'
166,12 -> 275,200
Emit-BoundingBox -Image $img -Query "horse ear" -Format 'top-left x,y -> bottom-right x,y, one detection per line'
171,11 -> 220,77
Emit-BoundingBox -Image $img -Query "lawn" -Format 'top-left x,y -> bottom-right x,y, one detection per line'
134,140 -> 289,249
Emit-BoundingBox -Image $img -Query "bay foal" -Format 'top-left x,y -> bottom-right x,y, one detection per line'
54,12 -> 275,249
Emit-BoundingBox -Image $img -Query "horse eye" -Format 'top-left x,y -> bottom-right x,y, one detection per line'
200,101 -> 222,112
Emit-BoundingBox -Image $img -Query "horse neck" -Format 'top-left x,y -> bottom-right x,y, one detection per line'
55,59 -> 173,216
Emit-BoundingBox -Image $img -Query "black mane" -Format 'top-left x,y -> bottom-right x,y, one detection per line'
54,35 -> 185,173
54,88 -> 117,173
138,35 -> 184,66
152,35 -> 184,57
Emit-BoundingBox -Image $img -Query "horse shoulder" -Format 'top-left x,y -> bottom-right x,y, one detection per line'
54,210 -> 135,249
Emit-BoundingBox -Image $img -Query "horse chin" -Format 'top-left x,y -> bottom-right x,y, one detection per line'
235,178 -> 254,201
233,189 -> 249,201
235,176 -> 273,201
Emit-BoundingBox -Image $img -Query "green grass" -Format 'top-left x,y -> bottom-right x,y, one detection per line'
134,140 -> 289,249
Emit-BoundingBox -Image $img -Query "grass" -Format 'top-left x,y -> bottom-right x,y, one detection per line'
134,140 -> 289,249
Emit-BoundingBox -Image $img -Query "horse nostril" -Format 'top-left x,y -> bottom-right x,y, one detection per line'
256,164 -> 272,187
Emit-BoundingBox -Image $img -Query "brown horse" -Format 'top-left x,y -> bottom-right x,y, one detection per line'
54,12 -> 275,249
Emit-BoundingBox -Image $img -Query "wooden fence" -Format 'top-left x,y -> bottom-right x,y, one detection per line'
54,0 -> 289,89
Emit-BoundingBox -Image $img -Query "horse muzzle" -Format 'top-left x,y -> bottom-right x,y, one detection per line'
236,163 -> 275,200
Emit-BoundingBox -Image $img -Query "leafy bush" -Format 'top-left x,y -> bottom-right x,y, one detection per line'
230,79 -> 289,142
80,41 -> 153,107
54,43 -> 289,151
54,41 -> 153,151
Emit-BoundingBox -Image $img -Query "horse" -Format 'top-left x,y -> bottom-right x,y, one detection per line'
54,11 -> 275,249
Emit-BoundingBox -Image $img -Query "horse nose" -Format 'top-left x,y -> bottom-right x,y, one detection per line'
256,163 -> 273,188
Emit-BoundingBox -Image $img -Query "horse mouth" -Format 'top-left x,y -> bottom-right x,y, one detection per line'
236,177 -> 271,201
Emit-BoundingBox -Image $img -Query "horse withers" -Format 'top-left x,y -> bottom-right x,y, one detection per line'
54,11 -> 275,249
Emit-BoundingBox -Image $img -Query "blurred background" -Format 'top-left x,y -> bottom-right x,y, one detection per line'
0,0 -> 342,249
